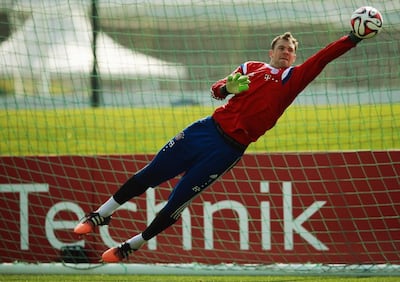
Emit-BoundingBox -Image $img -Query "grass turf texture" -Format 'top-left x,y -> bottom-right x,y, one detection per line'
1,104 -> 398,156
1,275 -> 400,282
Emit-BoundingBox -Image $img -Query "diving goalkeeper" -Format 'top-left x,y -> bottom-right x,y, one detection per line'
74,29 -> 373,262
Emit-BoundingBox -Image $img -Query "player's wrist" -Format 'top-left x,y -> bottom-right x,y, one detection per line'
220,85 -> 231,96
348,31 -> 363,44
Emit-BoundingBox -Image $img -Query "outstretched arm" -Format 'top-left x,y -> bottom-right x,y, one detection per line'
288,32 -> 362,96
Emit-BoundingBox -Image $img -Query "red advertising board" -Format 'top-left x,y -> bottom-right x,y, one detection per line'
0,151 -> 399,264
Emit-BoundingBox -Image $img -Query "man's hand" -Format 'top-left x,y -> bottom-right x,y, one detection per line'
226,73 -> 250,94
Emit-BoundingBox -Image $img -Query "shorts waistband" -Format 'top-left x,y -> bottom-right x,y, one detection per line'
211,118 -> 247,152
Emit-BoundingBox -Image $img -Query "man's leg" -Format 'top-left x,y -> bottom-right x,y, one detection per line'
102,142 -> 243,262
74,132 -> 190,235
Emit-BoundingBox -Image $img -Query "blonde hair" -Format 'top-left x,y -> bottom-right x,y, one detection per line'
271,32 -> 299,51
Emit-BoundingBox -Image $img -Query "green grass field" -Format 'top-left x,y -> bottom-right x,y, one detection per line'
1,104 -> 399,156
1,275 -> 400,282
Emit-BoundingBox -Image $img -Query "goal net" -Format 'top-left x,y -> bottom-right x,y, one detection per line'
0,0 -> 399,276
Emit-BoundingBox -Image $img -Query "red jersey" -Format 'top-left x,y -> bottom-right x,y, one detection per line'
211,35 -> 358,146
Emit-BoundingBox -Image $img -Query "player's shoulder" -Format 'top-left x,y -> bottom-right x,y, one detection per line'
240,61 -> 269,74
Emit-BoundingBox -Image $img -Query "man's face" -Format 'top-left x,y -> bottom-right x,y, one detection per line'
268,39 -> 297,69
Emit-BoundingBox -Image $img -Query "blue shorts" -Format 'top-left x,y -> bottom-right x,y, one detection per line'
134,116 -> 245,218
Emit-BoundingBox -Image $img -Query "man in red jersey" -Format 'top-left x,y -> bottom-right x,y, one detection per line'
211,31 -> 361,146
75,31 -> 365,262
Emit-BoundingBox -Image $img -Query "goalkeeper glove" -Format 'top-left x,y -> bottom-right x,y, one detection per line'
225,73 -> 250,94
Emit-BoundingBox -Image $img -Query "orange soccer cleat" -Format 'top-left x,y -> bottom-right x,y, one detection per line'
102,242 -> 134,263
74,212 -> 111,235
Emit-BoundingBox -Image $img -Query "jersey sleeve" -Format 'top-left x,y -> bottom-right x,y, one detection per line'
290,35 -> 358,93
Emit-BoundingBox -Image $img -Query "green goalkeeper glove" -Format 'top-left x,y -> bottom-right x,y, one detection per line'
226,73 -> 250,94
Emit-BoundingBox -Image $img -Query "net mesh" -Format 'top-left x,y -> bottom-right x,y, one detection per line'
0,0 -> 399,275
